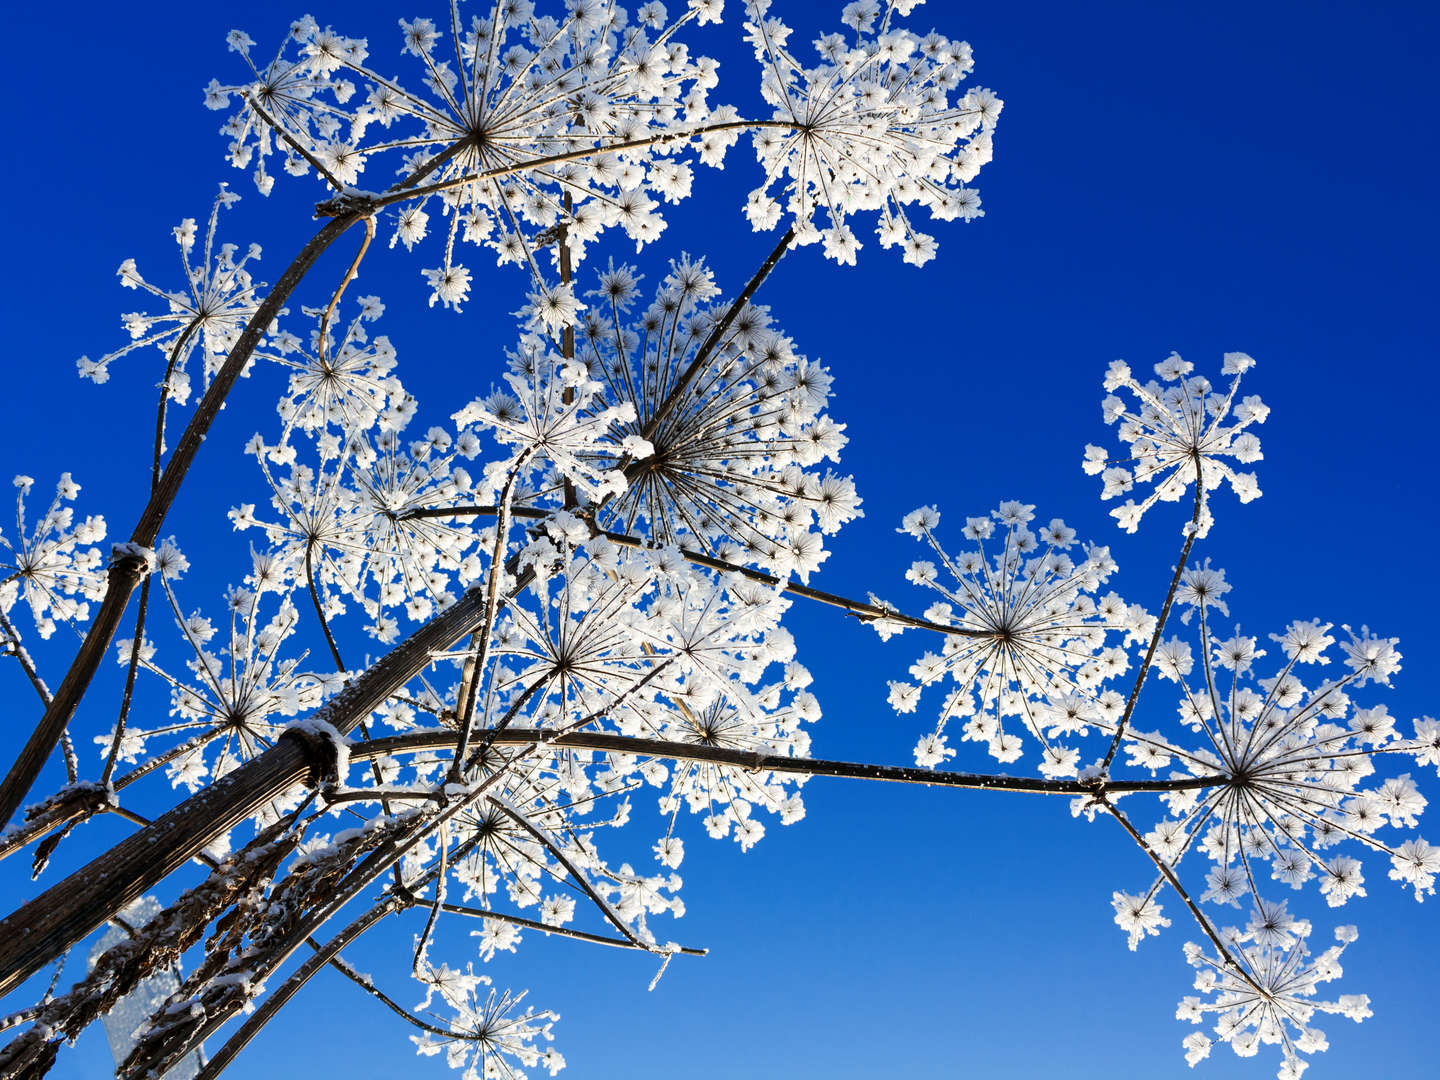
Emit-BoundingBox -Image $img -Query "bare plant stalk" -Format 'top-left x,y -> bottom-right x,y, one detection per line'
451,450 -> 536,777
354,728 -> 1228,797
0,212 -> 370,830
1100,464 -> 1205,772
0,583 -> 492,995
121,762 -> 530,1077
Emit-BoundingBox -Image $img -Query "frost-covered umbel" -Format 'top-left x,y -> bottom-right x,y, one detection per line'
0,474 -> 107,640
77,187 -> 265,406
870,356 -> 1435,1078
743,0 -> 1000,264
883,502 -> 1149,772
572,255 -> 860,576
102,545 -> 335,792
206,0 -> 733,307
1083,352 -> 1267,538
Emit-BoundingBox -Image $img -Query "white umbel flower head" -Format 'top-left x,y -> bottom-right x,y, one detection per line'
1083,352 -> 1266,537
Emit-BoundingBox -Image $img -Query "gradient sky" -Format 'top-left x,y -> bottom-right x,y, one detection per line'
1,1 -> 1437,1078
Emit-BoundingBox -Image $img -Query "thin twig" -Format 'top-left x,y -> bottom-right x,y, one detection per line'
1101,466 -> 1205,772
1100,794 -> 1260,993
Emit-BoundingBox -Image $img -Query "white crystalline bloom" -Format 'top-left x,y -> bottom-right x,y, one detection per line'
264,297 -> 401,436
1082,352 -> 1267,537
453,339 -> 635,507
1128,595 -> 1430,916
573,257 -> 861,579
0,473 -> 108,639
239,395 -> 483,634
99,551 -> 329,788
208,1 -> 729,298
653,836 -> 685,868
887,503 -> 1149,770
1178,920 -> 1367,1080
912,732 -> 954,767
742,0 -> 1001,263
78,187 -> 263,398
1110,891 -> 1170,951
1388,838 -> 1440,900
422,264 -> 471,312
483,541 -> 815,852
409,969 -> 562,1079
1412,716 -> 1440,772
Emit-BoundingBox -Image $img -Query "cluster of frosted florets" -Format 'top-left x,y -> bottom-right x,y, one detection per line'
452,339 -> 637,506
267,295 -> 400,435
77,188 -> 264,404
105,546 -> 332,789
491,533 -> 818,847
883,502 -> 1150,771
0,474 -> 107,639
742,0 -> 1000,264
410,967 -> 565,1079
1121,600 -> 1433,918
1058,354 -> 1438,1077
206,3 -> 732,307
1082,352 -> 1267,537
16,3 -> 1433,1078
1178,919 -> 1370,1080
569,256 -> 860,579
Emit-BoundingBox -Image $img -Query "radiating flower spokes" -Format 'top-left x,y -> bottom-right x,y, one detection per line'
1178,918 -> 1370,1080
885,502 -> 1149,770
0,474 -> 107,640
208,1 -> 733,308
453,336 -> 634,506
575,256 -> 859,578
236,413 -> 486,642
77,187 -> 265,404
205,22 -> 362,197
103,547 -> 332,790
1112,583 -> 1431,927
410,965 -> 564,1080
742,0 -> 1000,264
1082,351 -> 1267,537
264,294 -> 402,437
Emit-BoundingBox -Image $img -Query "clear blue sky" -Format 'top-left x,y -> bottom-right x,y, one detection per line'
1,1 -> 1437,1078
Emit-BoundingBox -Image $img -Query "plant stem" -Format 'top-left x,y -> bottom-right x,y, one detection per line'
0,212 -> 369,831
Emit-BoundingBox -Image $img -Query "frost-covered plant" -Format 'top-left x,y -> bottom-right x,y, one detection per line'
0,6 -> 1429,1080
1083,351 -> 1267,538
742,0 -> 1000,263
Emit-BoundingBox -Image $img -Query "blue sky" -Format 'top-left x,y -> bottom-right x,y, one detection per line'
1,1 -> 1437,1078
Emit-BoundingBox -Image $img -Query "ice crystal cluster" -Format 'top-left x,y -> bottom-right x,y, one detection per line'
0,5 -> 1428,1080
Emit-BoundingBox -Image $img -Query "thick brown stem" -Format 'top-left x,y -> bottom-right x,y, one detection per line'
0,584 -> 487,998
